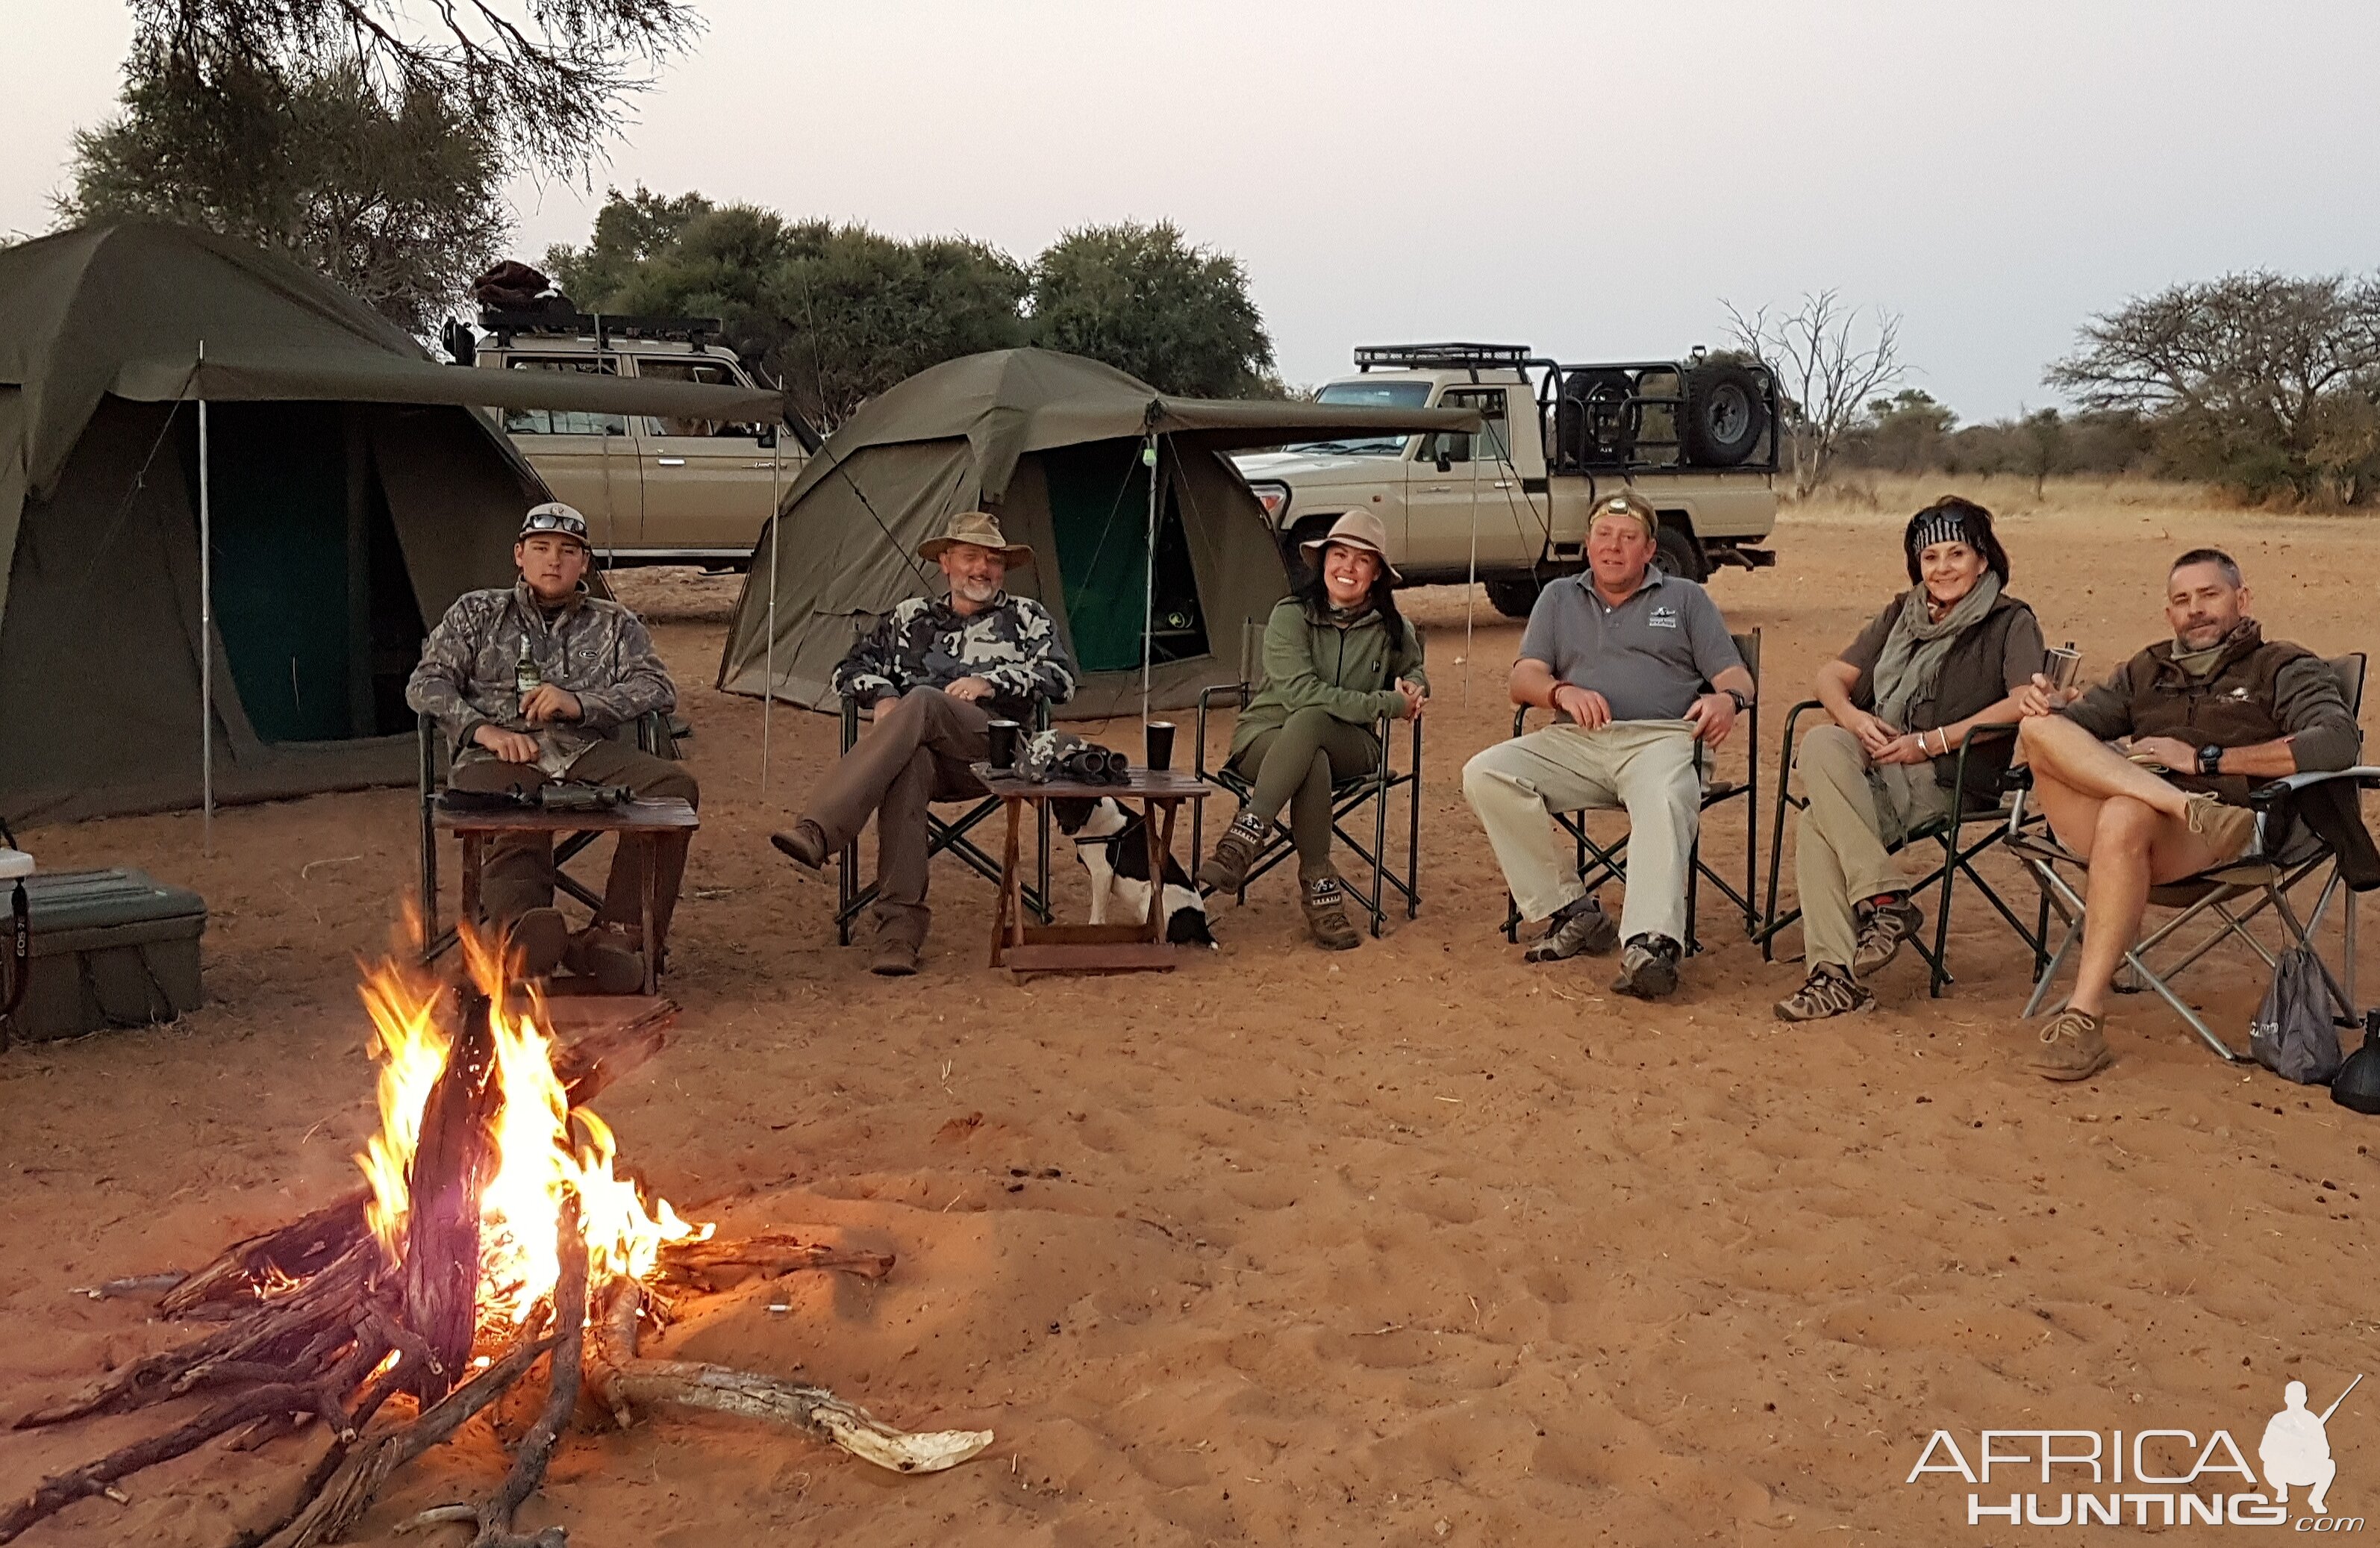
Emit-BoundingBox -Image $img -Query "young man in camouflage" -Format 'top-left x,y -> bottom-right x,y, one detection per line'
771,511 -> 1075,976
407,503 -> 695,992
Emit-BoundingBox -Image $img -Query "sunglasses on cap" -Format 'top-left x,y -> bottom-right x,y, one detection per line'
519,508 -> 589,540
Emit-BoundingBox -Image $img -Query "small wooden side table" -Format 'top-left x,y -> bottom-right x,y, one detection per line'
434,797 -> 699,996
978,768 -> 1210,975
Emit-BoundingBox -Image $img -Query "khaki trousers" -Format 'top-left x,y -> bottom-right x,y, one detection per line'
799,690 -> 992,949
448,738 -> 700,939
1462,720 -> 1700,944
1792,724 -> 1949,973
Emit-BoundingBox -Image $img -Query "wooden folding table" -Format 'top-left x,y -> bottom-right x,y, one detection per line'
979,767 -> 1209,975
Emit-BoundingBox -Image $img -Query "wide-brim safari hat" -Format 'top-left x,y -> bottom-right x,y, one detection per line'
1297,509 -> 1402,582
919,510 -> 1033,567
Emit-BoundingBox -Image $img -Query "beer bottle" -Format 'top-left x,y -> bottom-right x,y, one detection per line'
515,640 -> 543,702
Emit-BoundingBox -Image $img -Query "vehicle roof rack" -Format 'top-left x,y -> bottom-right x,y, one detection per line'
1353,343 -> 1537,372
479,308 -> 723,349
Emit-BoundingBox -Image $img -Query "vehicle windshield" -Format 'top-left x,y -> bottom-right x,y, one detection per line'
1285,380 -> 1431,455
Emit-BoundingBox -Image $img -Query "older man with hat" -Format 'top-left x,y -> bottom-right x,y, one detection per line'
771,511 -> 1077,975
407,502 -> 694,992
1462,490 -> 1754,999
1196,509 -> 1427,949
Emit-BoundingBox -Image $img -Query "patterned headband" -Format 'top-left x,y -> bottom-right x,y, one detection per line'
1911,509 -> 1971,552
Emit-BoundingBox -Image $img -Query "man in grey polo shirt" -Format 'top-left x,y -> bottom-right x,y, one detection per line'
1463,492 -> 1755,998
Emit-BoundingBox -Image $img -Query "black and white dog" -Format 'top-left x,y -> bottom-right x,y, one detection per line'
1049,797 -> 1217,947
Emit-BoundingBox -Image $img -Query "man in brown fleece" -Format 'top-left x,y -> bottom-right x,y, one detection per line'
2012,549 -> 2358,1079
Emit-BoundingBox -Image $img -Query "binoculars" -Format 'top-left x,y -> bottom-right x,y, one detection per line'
1054,746 -> 1130,784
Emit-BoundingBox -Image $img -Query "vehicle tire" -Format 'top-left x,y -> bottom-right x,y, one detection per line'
1683,363 -> 1768,468
1484,576 -> 1543,619
1653,522 -> 1707,583
1559,368 -> 1638,466
1283,514 -> 1337,588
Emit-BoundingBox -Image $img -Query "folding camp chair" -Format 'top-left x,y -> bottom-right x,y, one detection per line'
2008,652 -> 2370,1061
832,695 -> 1052,946
1497,629 -> 1761,954
416,708 -> 677,962
1756,711 -> 2048,996
1189,683 -> 1422,937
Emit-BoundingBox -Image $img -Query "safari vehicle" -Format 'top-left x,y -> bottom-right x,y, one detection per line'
1234,343 -> 1781,617
456,309 -> 816,569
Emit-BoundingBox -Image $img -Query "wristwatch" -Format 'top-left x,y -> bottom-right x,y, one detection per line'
2196,743 -> 2223,777
1724,688 -> 1753,714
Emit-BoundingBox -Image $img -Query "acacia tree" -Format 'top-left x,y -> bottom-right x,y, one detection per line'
59,0 -> 696,331
2047,272 -> 2380,504
1029,221 -> 1274,398
1722,290 -> 1903,499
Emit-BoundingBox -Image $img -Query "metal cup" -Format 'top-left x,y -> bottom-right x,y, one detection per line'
1145,721 -> 1176,773
985,720 -> 1021,771
2044,646 -> 2083,693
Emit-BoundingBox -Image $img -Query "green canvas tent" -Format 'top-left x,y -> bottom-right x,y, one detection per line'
0,222 -> 798,825
716,349 -> 1475,720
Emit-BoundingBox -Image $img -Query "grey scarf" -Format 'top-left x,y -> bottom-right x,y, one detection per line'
1871,574 -> 2002,732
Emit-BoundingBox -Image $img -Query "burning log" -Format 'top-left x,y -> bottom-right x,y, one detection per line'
402,991 -> 501,1399
4,932 -> 981,1548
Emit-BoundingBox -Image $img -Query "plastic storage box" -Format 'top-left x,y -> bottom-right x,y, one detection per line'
14,867 -> 206,1040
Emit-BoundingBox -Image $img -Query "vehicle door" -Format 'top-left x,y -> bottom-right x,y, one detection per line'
495,355 -> 643,557
629,358 -> 781,556
1402,386 -> 1540,573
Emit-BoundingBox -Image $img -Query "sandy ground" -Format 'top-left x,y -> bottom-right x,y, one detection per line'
4,474 -> 2377,1546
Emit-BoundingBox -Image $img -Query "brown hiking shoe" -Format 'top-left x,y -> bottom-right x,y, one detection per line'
506,906 -> 568,978
869,932 -> 921,977
564,924 -> 645,995
1853,895 -> 1925,977
770,820 -> 829,870
2023,1008 -> 2114,1081
1302,876 -> 1362,951
1196,813 -> 1270,896
1524,895 -> 1620,962
1774,964 -> 1875,1023
2184,793 -> 2256,861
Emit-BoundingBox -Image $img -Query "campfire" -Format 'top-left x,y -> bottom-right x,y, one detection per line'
5,926 -> 989,1547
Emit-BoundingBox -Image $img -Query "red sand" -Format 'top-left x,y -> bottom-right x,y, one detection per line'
2,484 -> 2373,1545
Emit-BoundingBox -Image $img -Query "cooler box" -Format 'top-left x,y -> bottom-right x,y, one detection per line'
13,867 -> 206,1040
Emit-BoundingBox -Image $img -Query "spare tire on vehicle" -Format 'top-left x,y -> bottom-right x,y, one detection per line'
1683,363 -> 1768,467
1558,368 -> 1638,466
1484,576 -> 1543,619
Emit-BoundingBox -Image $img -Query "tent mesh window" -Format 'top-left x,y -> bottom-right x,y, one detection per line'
1040,440 -> 1208,674
183,403 -> 425,744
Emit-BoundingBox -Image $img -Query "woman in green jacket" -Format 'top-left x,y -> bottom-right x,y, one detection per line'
1196,511 -> 1426,949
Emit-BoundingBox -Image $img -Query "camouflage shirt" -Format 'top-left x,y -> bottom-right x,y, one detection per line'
407,581 -> 678,773
832,593 -> 1076,719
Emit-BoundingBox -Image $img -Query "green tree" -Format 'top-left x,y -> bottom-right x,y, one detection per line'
1028,221 -> 1274,397
549,190 -> 1030,427
61,54 -> 508,332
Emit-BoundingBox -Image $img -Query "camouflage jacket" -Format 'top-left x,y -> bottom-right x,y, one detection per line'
831,593 -> 1076,720
407,581 -> 677,772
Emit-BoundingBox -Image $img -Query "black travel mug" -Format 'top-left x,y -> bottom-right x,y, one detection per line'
1145,720 -> 1176,773
986,720 -> 1021,770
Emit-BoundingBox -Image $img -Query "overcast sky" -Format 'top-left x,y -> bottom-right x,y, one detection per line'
7,1 -> 2379,419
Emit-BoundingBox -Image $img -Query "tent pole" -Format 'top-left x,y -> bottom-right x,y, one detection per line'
1140,431 -> 1158,728
761,432 -> 781,801
197,340 -> 214,855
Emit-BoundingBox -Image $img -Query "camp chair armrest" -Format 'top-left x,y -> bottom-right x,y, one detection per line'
2249,767 -> 2380,808
1194,683 -> 1249,777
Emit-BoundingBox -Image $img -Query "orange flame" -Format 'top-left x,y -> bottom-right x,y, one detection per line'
356,923 -> 706,1332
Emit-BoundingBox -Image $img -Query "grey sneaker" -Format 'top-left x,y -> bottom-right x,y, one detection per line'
1852,895 -> 1925,977
1611,934 -> 1681,999
1773,964 -> 1875,1023
1524,896 -> 1620,962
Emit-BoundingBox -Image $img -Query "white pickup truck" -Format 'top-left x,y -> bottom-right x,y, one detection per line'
1234,343 -> 1780,616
